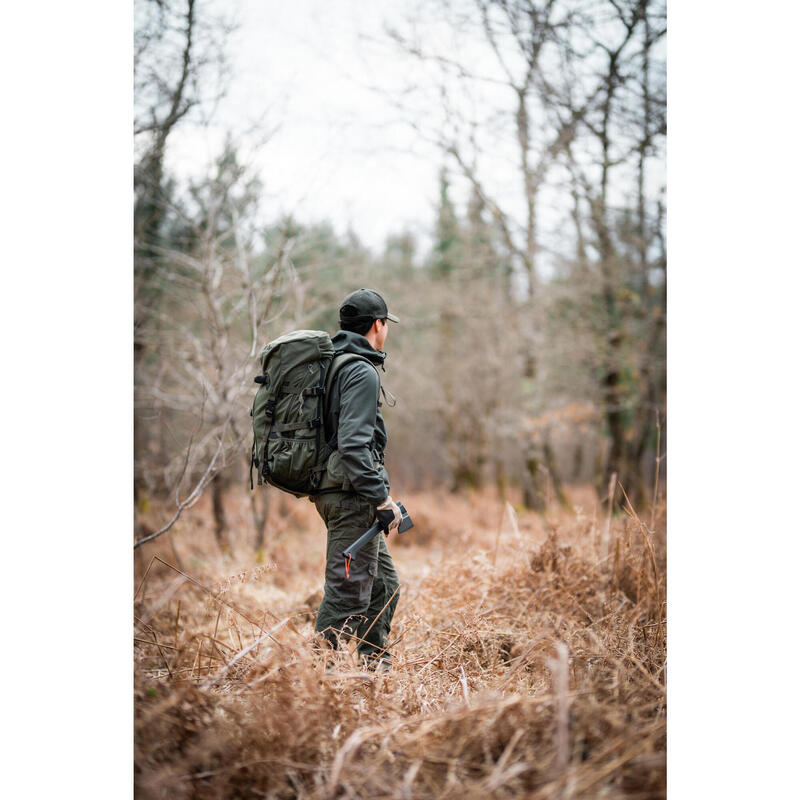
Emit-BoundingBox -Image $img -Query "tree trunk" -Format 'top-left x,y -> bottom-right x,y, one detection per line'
572,442 -> 584,481
522,445 -> 546,512
543,432 -> 570,509
601,339 -> 627,507
212,474 -> 228,551
251,486 -> 270,552
495,458 -> 508,503
596,52 -> 629,511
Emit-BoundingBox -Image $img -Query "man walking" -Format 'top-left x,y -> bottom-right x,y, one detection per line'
312,289 -> 403,670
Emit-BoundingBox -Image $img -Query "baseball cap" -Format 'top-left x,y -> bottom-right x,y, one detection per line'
339,288 -> 400,323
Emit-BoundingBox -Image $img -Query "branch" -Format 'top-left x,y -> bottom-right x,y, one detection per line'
157,0 -> 197,146
134,399 -> 245,549
476,0 -> 518,88
173,385 -> 207,506
446,144 -> 523,263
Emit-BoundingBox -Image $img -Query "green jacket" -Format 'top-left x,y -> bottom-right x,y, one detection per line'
319,330 -> 390,506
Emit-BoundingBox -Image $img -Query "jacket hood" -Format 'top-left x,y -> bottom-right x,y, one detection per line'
331,329 -> 387,368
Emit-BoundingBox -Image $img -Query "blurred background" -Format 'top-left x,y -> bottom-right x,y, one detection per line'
134,0 -> 666,550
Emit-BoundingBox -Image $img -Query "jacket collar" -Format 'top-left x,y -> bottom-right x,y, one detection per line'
331,329 -> 387,368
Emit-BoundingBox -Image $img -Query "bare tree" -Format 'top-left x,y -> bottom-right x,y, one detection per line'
134,146 -> 303,551
377,0 -> 665,508
134,0 -> 233,339
134,0 -> 236,519
384,0 -> 596,307
565,0 -> 666,504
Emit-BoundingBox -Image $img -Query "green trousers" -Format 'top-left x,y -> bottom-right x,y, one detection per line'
313,492 -> 400,663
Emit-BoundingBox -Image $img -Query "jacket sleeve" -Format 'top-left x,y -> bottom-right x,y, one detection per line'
336,363 -> 389,506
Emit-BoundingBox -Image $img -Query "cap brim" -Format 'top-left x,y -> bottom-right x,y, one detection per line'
386,312 -> 400,323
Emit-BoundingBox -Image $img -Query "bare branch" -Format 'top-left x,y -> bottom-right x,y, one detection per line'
134,401 -> 245,549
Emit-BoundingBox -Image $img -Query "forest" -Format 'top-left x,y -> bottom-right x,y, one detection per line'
134,1 -> 666,797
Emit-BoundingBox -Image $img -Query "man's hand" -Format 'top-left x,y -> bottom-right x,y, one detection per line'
376,496 -> 402,534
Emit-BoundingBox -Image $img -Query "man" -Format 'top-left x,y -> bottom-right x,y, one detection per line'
312,288 -> 403,670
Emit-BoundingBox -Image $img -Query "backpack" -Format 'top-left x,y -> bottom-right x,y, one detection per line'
249,330 -> 376,496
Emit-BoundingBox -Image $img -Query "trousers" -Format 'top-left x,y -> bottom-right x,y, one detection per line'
312,491 -> 400,662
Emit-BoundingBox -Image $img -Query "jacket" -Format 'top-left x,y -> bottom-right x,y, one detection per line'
319,329 -> 390,506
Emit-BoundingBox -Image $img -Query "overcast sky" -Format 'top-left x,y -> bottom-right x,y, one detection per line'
162,0 -> 667,279
167,0 -> 444,254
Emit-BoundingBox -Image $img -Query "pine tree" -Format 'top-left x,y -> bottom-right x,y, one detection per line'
431,168 -> 460,279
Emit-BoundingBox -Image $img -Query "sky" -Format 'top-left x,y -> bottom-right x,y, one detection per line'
163,0 -> 667,272
167,0 -> 444,254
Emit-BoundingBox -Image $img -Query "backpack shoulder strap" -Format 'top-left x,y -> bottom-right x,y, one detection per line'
325,352 -> 381,396
318,353 -> 382,459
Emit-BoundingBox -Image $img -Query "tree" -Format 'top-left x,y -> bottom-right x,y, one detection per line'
564,0 -> 666,505
134,144 -> 300,551
432,168 -> 461,278
134,0 -> 233,344
134,0 -> 235,515
379,0 -> 665,508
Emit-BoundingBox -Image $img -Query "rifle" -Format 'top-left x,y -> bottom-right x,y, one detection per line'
343,502 -> 414,579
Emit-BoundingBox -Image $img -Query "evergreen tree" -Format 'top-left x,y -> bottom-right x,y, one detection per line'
431,168 -> 460,279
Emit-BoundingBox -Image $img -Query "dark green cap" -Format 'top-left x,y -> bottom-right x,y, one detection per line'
339,288 -> 400,324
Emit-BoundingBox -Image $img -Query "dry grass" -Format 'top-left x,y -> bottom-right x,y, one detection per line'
134,484 -> 665,799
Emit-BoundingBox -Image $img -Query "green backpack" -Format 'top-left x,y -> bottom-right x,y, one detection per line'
249,330 -> 375,496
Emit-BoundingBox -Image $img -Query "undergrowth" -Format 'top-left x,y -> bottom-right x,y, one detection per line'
134,485 -> 665,799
